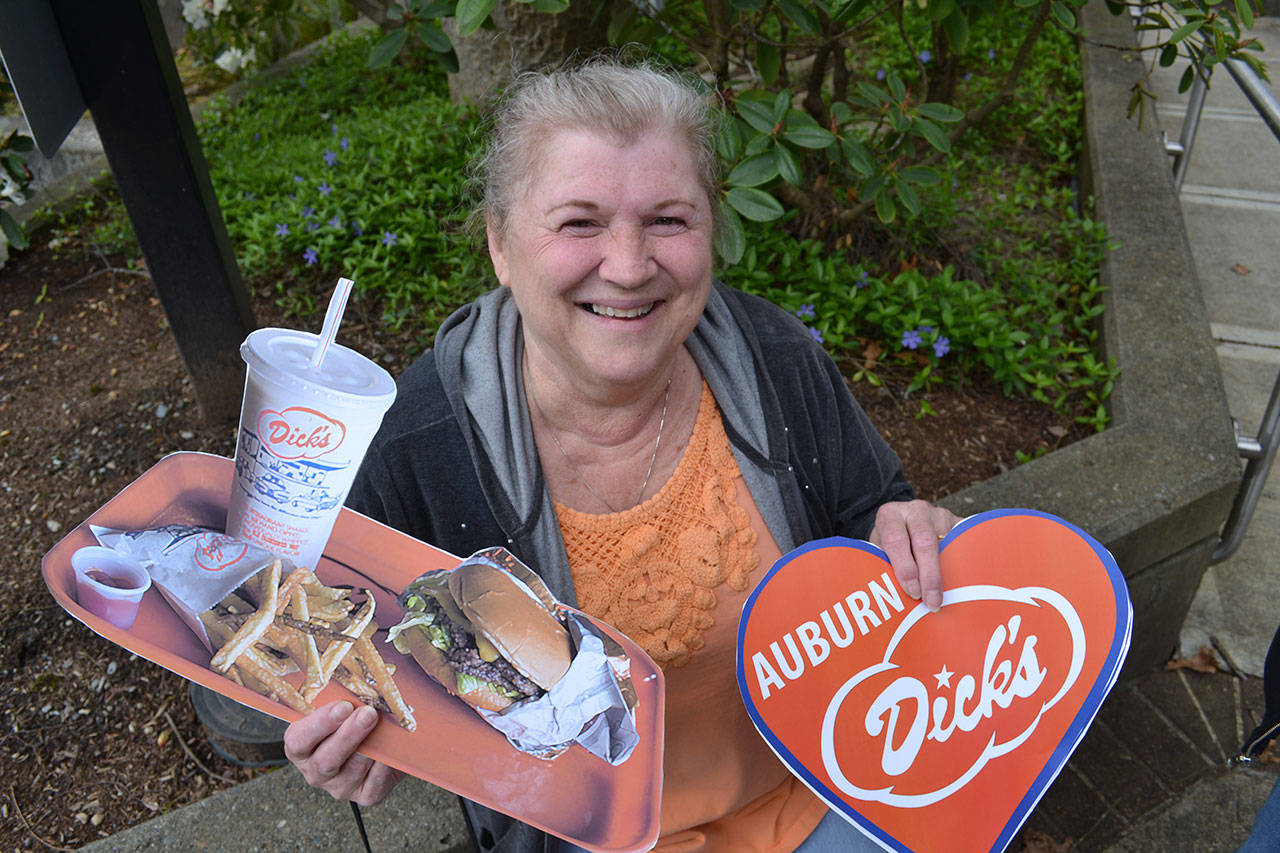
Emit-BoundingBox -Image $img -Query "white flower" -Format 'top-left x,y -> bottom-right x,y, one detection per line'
214,46 -> 246,74
211,0 -> 229,15
0,172 -> 27,206
181,0 -> 208,28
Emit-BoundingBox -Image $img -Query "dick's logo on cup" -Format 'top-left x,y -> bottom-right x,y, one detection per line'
257,407 -> 347,461
737,510 -> 1131,853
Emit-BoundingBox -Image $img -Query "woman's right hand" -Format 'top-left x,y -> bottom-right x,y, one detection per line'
283,700 -> 404,806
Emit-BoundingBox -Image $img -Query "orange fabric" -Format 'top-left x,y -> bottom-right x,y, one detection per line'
557,382 -> 826,852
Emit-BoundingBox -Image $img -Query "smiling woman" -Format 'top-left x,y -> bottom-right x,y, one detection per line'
279,57 -> 960,853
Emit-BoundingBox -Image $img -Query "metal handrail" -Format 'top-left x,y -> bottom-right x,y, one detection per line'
1166,54 -> 1280,564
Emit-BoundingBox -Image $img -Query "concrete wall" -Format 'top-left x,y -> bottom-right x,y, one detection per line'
939,2 -> 1242,680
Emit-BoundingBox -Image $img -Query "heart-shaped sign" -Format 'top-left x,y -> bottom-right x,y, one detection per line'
736,509 -> 1131,852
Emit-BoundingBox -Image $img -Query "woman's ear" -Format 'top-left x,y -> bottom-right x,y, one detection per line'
486,218 -> 510,288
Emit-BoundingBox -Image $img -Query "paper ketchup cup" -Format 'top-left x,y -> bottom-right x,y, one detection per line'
225,328 -> 396,572
71,545 -> 151,630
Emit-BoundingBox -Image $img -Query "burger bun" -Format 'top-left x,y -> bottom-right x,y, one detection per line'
449,561 -> 573,691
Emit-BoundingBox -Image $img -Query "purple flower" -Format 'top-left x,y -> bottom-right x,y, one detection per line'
964,73 -> 972,82
933,336 -> 951,358
323,149 -> 338,167
809,326 -> 825,344
328,215 -> 342,228
919,325 -> 935,334
332,123 -> 339,135
274,222 -> 290,238
293,175 -> 304,183
301,205 -> 316,218
305,222 -> 320,232
303,247 -> 318,266
382,231 -> 398,247
795,303 -> 816,320
902,329 -> 922,350
920,50 -> 932,63
352,223 -> 364,237
340,137 -> 350,150
855,270 -> 869,289
318,182 -> 332,196
988,48 -> 996,60
876,68 -> 887,81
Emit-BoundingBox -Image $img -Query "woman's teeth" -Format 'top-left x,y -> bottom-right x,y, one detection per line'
586,303 -> 654,318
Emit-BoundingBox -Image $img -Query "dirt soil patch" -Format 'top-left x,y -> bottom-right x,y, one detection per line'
0,233 -> 1085,850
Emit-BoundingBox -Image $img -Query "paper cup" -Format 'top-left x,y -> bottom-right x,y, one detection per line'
71,545 -> 151,630
226,328 -> 397,571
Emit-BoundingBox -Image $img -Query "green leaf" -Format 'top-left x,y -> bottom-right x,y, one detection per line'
783,124 -> 836,149
916,102 -> 964,122
1237,0 -> 1255,29
7,135 -> 34,153
942,9 -> 969,53
841,137 -> 874,175
367,28 -> 408,68
0,208 -> 28,251
528,0 -> 570,12
756,41 -> 780,85
774,142 -> 802,185
726,186 -> 784,221
433,47 -> 460,74
715,201 -> 746,265
456,0 -> 498,36
1178,65 -> 1196,93
777,0 -> 821,34
771,90 -> 791,124
887,71 -> 906,103
415,21 -> 452,52
716,117 -> 744,162
874,190 -> 896,223
1159,43 -> 1179,67
727,151 -> 780,187
1050,1 -> 1076,29
1170,18 -> 1202,45
855,81 -> 892,105
899,165 -> 941,185
830,101 -> 853,126
912,116 -> 951,152
735,95 -> 777,134
386,3 -> 404,20
895,179 -> 921,217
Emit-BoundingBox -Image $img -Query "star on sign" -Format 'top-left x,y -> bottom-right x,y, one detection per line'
934,665 -> 953,689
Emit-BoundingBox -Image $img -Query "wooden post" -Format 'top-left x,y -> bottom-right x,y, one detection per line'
48,0 -> 255,424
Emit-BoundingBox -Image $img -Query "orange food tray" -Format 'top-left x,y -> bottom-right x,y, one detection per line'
42,452 -> 664,853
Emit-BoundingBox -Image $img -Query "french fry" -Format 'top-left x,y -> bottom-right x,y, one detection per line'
236,651 -> 315,714
204,566 -> 413,728
210,560 -> 281,672
354,632 -> 416,731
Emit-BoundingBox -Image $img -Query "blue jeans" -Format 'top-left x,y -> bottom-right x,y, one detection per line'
792,809 -> 886,852
1238,775 -> 1280,852
557,809 -> 886,853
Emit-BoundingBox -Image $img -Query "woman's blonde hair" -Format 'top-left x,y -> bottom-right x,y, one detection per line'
473,56 -> 720,240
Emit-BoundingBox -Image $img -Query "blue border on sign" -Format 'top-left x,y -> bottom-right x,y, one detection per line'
735,508 -> 1132,853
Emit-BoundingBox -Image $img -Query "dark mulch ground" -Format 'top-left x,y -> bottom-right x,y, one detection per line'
0,231 -> 1084,850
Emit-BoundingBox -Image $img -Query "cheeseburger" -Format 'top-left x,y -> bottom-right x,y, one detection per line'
388,561 -> 573,711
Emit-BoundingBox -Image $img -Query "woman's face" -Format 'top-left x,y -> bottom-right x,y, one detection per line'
488,127 -> 714,393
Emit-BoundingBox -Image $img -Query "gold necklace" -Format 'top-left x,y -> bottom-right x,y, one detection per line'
530,377 -> 672,513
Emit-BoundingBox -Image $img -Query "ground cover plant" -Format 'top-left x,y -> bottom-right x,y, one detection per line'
191,25 -> 1115,428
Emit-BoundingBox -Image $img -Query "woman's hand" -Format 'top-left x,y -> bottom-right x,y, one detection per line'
869,500 -> 962,613
283,701 -> 403,806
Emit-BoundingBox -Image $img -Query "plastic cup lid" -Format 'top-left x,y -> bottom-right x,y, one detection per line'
240,328 -> 397,407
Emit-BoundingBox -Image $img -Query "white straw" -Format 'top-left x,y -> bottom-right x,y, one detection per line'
310,277 -> 354,370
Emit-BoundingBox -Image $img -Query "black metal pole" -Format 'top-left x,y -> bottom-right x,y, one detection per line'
48,0 -> 255,425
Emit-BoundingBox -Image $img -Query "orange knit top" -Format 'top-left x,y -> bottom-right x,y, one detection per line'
556,382 -> 828,852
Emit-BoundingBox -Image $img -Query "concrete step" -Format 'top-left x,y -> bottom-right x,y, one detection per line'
1178,202 -> 1280,333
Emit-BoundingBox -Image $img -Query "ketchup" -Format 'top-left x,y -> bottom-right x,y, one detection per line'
86,568 -> 140,590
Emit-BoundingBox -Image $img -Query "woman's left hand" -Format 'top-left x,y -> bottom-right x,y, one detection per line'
869,500 -> 962,613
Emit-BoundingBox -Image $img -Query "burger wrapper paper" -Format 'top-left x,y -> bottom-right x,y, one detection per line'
460,548 -> 641,765
90,524 -> 286,651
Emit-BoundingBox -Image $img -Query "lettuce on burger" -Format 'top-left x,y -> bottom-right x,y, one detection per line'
388,561 -> 573,712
